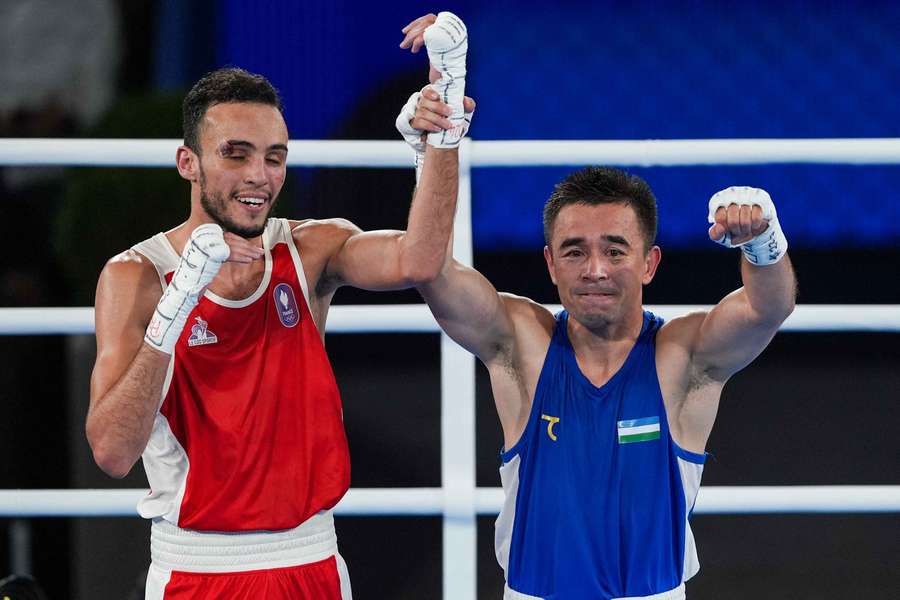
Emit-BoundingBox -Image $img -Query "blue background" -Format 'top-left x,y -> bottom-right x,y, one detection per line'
213,0 -> 900,250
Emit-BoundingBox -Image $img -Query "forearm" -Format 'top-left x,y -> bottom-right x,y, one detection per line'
87,344 -> 170,478
399,146 -> 459,283
739,253 -> 797,324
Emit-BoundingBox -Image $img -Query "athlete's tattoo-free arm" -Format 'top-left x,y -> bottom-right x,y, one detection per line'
324,145 -> 460,290
691,254 -> 796,380
418,256 -> 516,366
87,255 -> 169,478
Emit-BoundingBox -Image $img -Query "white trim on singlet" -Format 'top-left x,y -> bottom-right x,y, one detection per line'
677,457 -> 704,582
494,454 -> 521,577
280,219 -> 312,309
135,222 -> 281,309
132,232 -> 179,290
138,413 -> 190,525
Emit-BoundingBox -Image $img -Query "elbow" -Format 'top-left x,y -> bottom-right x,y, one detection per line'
400,257 -> 446,287
86,424 -> 135,480
92,446 -> 135,480
754,295 -> 795,329
774,287 -> 797,323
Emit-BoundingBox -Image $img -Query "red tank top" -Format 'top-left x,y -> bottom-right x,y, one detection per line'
133,219 -> 350,532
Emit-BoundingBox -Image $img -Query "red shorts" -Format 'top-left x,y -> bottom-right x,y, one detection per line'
161,556 -> 343,599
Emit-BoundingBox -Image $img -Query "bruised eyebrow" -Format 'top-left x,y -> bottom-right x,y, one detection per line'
220,140 -> 289,155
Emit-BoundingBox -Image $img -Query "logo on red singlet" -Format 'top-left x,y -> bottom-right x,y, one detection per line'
274,283 -> 300,327
187,316 -> 218,347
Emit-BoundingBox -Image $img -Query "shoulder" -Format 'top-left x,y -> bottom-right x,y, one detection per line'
289,218 -> 361,248
501,293 -> 556,333
95,249 -> 164,332
287,218 -> 364,296
656,310 -> 707,354
655,310 -> 715,397
500,293 -> 556,361
98,249 -> 162,295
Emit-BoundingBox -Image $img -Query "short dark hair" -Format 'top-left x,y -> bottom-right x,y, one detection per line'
542,166 -> 658,251
182,67 -> 283,154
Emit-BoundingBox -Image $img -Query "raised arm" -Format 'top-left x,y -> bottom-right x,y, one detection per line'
658,187 -> 796,451
419,257 -> 517,363
691,187 -> 796,380
323,144 -> 463,291
325,12 -> 473,291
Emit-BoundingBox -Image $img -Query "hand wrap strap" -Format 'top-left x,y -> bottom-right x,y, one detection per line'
424,12 -> 468,149
144,224 -> 230,354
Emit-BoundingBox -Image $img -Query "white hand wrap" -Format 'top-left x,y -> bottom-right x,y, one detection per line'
144,224 -> 230,354
707,186 -> 788,266
396,89 -> 474,182
424,11 -> 468,148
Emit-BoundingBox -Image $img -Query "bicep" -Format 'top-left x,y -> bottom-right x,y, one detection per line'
90,262 -> 161,403
419,260 -> 514,362
328,228 -> 410,291
693,289 -> 782,379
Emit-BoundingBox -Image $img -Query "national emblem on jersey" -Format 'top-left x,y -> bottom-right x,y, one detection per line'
274,283 -> 300,327
617,416 -> 660,444
187,316 -> 218,347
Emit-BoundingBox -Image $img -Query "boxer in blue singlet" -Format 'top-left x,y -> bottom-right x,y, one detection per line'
408,166 -> 796,599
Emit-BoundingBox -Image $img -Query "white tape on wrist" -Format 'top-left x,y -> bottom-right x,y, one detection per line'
707,186 -> 788,265
395,90 -> 474,183
424,11 -> 467,148
144,224 -> 230,354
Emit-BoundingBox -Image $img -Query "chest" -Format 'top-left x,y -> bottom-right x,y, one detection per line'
206,266 -> 266,301
533,351 -> 669,455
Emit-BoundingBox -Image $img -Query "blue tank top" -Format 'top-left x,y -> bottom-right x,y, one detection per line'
495,310 -> 706,600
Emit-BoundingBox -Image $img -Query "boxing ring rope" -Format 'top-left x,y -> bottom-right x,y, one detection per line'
1,305 -> 899,335
3,137 -> 900,600
3,137 -> 900,167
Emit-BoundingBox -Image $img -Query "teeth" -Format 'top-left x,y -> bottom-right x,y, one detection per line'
237,197 -> 264,206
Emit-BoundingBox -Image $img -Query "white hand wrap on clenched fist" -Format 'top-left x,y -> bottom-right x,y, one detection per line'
424,11 -> 467,148
395,88 -> 474,182
144,224 -> 230,354
708,186 -> 788,265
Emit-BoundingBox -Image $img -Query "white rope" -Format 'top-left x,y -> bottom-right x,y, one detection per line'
2,138 -> 900,167
0,305 -> 897,335
1,486 -> 897,517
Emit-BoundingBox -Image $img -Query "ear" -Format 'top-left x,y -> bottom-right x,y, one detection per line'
176,145 -> 199,182
642,245 -> 662,285
543,245 -> 558,285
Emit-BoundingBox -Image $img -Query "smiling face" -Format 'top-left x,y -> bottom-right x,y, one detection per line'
185,101 -> 289,238
544,201 -> 661,331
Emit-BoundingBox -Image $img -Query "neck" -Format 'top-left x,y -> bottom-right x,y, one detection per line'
566,305 -> 644,388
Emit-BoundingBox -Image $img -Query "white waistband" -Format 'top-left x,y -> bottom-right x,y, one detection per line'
503,582 -> 686,600
150,510 -> 338,573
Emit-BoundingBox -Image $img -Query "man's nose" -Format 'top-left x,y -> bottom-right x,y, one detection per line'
243,156 -> 266,185
582,254 -> 608,281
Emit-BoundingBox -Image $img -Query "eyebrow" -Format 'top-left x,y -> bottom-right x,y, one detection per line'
225,140 -> 289,153
558,237 -> 585,250
604,235 -> 631,247
558,234 -> 632,250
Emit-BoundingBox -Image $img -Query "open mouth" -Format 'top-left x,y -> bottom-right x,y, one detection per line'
235,194 -> 268,212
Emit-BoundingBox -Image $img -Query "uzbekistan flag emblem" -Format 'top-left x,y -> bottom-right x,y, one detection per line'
617,416 -> 660,444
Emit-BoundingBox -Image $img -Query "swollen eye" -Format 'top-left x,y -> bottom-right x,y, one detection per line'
217,142 -> 235,158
